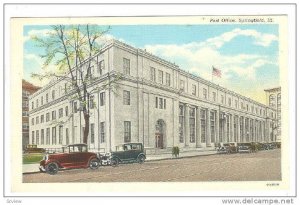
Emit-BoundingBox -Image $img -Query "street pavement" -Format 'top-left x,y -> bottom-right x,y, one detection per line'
23,149 -> 281,182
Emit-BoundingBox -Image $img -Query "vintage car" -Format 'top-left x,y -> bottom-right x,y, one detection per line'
237,143 -> 255,153
263,143 -> 276,150
39,144 -> 100,175
109,143 -> 146,167
217,143 -> 238,154
24,144 -> 46,154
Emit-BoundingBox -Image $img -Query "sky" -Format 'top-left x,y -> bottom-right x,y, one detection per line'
23,24 -> 279,104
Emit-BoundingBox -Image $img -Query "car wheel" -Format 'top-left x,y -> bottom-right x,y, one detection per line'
137,155 -> 146,164
89,158 -> 99,170
45,162 -> 59,175
111,158 -> 119,167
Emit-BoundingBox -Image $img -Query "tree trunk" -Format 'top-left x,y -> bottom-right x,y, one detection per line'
83,112 -> 90,144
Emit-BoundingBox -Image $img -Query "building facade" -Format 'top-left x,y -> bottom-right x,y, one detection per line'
22,80 -> 40,150
29,40 -> 277,153
264,87 -> 281,142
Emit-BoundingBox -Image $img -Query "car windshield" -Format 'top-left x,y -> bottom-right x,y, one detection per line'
115,144 -> 142,151
69,145 -> 87,152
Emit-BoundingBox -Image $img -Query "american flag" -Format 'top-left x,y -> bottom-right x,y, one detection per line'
212,66 -> 222,78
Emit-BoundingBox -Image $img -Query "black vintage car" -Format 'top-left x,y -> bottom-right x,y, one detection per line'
217,143 -> 238,154
109,143 -> 146,167
237,143 -> 255,153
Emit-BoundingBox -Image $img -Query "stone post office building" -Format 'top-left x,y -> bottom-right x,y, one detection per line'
29,39 -> 277,153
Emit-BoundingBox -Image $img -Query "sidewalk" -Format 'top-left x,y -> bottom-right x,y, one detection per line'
23,149 -> 217,174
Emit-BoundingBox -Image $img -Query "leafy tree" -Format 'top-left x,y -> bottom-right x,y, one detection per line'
31,24 -> 121,144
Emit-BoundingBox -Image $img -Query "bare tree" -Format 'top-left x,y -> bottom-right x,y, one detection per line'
31,24 -> 121,144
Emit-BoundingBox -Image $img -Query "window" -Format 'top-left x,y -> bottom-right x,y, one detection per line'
228,98 -> 232,107
59,126 -> 63,144
90,95 -> 95,109
36,116 -> 39,124
189,107 -> 196,143
240,116 -> 244,141
251,106 -> 254,113
52,127 -> 56,145
123,58 -> 130,75
221,95 -> 224,104
22,123 -> 29,130
200,109 -> 206,143
64,83 -> 68,94
41,96 -> 43,106
150,67 -> 156,82
250,119 -> 254,142
52,90 -> 55,100
32,102 -> 34,109
46,113 -> 50,122
235,100 -> 238,108
100,122 -> 105,143
212,92 -> 216,102
88,65 -> 94,77
98,60 -> 105,75
31,118 -> 34,125
32,131 -> 35,144
124,121 -> 131,142
179,104 -> 184,143
158,70 -> 163,84
41,129 -> 44,145
22,111 -> 29,117
22,100 -> 29,108
247,104 -> 249,111
203,88 -> 207,99
36,130 -> 39,145
46,128 -> 50,145
245,118 -> 249,142
180,80 -> 185,91
234,116 -> 238,142
36,99 -> 39,108
90,123 -> 95,144
66,128 -> 69,145
100,92 -> 105,106
156,97 -> 166,109
59,108 -> 63,118
227,114 -> 231,142
65,106 -> 69,116
73,101 -> 78,113
40,115 -> 44,123
192,84 -> 196,96
52,110 -> 56,120
241,102 -> 244,109
166,73 -> 171,86
46,93 -> 49,103
260,109 -> 262,116
123,90 -> 130,105
269,94 -> 276,108
210,111 -> 215,143
159,98 -> 163,109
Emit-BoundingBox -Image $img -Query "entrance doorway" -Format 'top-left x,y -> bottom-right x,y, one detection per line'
155,119 -> 165,149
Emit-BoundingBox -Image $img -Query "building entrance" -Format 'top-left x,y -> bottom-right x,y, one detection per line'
155,119 -> 165,149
